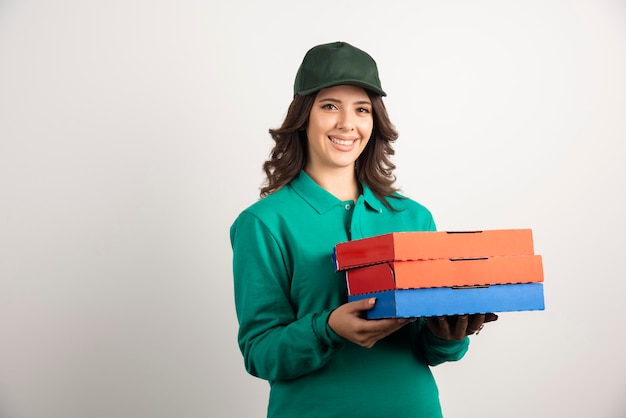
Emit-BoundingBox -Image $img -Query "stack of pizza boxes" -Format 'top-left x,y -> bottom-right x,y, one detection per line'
333,229 -> 544,318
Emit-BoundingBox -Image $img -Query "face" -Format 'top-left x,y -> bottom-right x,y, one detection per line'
305,85 -> 374,174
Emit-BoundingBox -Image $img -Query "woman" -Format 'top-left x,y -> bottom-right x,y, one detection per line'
230,41 -> 496,418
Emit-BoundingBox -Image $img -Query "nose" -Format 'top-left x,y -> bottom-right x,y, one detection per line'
336,110 -> 355,131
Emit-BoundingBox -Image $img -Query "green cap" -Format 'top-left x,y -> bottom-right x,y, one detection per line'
293,41 -> 386,97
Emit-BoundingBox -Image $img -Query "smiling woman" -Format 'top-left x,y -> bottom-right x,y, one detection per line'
229,41 -> 495,418
305,85 -> 373,200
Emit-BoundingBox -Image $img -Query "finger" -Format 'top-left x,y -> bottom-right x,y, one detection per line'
363,317 -> 410,334
424,316 -> 441,335
348,298 -> 377,314
466,314 -> 485,335
475,313 -> 498,335
434,316 -> 451,336
454,315 -> 469,338
484,313 -> 499,323
358,318 -> 411,347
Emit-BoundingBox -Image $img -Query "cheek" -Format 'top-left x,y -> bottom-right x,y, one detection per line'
361,137 -> 371,151
306,115 -> 328,138
305,121 -> 318,141
360,120 -> 374,140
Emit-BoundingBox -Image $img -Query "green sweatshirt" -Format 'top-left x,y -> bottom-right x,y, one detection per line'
230,171 -> 469,418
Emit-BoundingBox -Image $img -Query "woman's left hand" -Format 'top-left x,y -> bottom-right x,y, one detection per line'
425,313 -> 498,340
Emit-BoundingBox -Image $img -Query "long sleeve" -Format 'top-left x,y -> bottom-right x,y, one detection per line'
417,320 -> 470,366
231,211 -> 345,381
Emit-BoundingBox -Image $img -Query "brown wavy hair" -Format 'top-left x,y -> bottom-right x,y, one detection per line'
260,91 -> 402,207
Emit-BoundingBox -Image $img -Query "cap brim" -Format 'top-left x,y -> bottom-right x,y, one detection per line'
296,80 -> 387,97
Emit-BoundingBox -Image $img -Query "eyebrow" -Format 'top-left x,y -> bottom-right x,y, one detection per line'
317,97 -> 372,106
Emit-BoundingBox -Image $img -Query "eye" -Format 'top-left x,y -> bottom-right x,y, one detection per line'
321,103 -> 338,110
357,107 -> 371,114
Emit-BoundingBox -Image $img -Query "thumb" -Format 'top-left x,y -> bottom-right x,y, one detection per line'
350,297 -> 377,313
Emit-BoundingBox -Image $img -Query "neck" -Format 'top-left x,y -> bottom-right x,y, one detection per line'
305,166 -> 360,202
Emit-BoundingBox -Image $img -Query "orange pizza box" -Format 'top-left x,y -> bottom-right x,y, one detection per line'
345,255 -> 544,295
333,229 -> 535,271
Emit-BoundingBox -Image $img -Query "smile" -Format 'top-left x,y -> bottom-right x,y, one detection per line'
329,136 -> 358,146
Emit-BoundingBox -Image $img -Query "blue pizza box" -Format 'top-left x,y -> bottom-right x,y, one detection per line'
348,283 -> 545,318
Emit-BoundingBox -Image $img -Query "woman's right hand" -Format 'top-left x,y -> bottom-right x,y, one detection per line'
328,298 -> 414,348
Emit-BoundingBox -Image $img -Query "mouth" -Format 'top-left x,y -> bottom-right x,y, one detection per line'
329,136 -> 358,146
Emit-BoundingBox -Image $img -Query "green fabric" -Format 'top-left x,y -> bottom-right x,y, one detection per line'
230,171 -> 469,418
293,41 -> 387,96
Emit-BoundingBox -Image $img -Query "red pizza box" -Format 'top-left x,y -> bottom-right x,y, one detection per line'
346,255 -> 544,295
334,229 -> 535,270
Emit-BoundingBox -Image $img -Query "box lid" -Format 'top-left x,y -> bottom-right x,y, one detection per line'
334,229 -> 535,270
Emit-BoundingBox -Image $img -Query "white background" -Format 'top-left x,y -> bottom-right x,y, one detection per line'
1,1 -> 625,417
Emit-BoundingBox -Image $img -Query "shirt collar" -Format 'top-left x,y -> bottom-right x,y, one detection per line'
290,170 -> 386,214
361,182 -> 384,213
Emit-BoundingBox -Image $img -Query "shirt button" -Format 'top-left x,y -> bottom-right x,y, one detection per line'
344,203 -> 352,210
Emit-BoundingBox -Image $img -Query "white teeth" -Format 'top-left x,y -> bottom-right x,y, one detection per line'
330,137 -> 355,146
